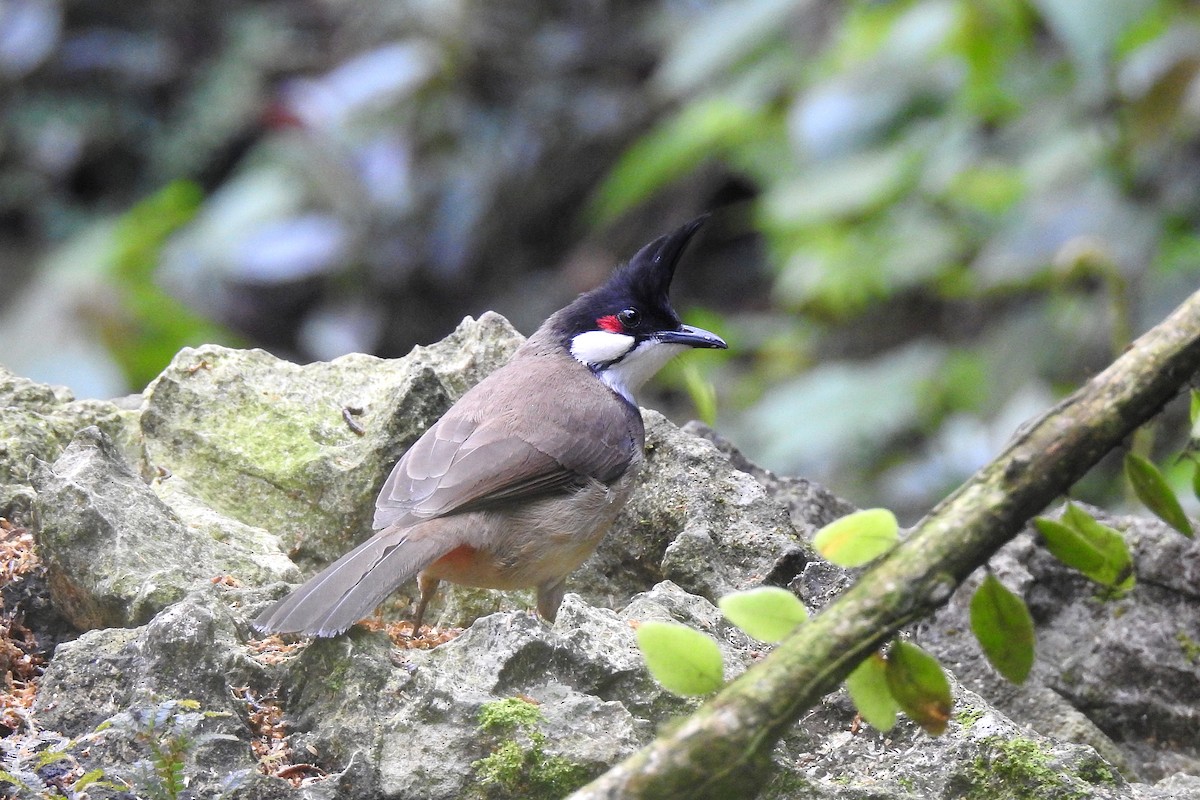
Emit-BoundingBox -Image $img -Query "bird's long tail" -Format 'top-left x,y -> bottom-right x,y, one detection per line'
252,526 -> 455,637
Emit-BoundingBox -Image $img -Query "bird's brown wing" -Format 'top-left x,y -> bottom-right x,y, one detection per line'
372,401 -> 637,529
373,355 -> 641,529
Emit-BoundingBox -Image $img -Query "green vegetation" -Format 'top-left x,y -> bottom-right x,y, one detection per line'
0,698 -> 245,800
1177,631 -> 1200,664
958,737 -> 1096,800
884,641 -> 953,736
103,182 -> 240,389
1034,504 -> 1136,592
717,586 -> 808,643
1125,453 -> 1194,537
811,508 -> 900,568
105,698 -> 241,800
953,706 -> 986,729
970,573 -> 1035,684
846,652 -> 899,731
599,0 -> 1200,515
471,698 -> 592,799
636,620 -> 725,696
478,697 -> 546,733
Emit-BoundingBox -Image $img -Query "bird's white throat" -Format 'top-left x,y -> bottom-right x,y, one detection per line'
571,331 -> 686,404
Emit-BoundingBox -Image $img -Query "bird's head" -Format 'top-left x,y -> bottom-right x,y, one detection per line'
553,215 -> 727,403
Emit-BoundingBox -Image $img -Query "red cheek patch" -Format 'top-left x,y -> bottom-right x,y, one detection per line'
597,314 -> 623,333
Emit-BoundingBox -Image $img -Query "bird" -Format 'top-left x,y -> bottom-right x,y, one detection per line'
253,215 -> 726,637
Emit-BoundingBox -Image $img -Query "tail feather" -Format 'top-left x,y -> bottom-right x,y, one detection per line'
252,528 -> 454,637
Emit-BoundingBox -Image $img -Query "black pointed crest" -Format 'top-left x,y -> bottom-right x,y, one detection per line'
614,214 -> 708,308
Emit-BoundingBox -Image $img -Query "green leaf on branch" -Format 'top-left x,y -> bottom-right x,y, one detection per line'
1187,391 -> 1200,463
884,641 -> 952,736
718,587 -> 808,643
636,621 -> 724,696
969,573 -> 1035,684
845,652 -> 898,732
812,508 -> 899,567
1055,505 -> 1137,589
1125,453 -> 1194,537
1033,506 -> 1135,591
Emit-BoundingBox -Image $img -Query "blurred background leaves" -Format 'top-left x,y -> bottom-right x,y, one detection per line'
2,0 -> 1199,519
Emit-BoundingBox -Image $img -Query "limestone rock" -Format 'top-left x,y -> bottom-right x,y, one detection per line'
267,584 -> 750,799
576,411 -> 811,609
138,312 -> 521,567
31,426 -> 296,630
0,365 -> 141,520
30,589 -> 283,799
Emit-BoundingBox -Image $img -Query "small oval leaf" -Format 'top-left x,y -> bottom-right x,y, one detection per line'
1034,516 -> 1104,574
885,641 -> 952,736
1125,453 -> 1194,537
969,573 -> 1035,684
845,652 -> 898,731
812,508 -> 899,567
1061,502 -> 1137,587
1033,510 -> 1135,591
636,621 -> 724,696
718,587 -> 808,643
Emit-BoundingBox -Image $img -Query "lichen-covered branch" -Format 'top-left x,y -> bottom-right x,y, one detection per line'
569,289 -> 1200,800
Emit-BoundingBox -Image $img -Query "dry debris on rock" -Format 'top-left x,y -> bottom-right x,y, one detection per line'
0,521 -> 45,734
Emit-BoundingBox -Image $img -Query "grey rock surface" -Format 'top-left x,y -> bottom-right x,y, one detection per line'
140,311 -> 521,566
0,315 -> 1197,798
683,420 -> 858,535
269,584 -> 750,799
0,366 -> 140,521
31,426 -> 296,629
573,411 -> 810,610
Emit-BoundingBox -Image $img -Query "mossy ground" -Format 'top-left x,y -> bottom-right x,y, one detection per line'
470,698 -> 592,800
955,736 -> 1119,800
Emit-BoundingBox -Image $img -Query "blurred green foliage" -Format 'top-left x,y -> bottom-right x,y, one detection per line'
598,0 -> 1200,514
10,0 -> 1197,518
103,182 -> 240,390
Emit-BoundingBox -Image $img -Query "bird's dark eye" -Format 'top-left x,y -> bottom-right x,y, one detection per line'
617,308 -> 640,328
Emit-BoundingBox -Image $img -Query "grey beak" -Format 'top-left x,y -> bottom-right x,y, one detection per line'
656,324 -> 727,349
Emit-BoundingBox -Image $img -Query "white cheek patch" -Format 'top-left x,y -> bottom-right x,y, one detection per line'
570,330 -> 634,366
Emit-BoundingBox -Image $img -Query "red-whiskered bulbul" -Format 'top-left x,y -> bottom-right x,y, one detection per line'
253,216 -> 726,637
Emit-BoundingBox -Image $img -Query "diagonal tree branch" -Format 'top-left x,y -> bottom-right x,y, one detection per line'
569,289 -> 1200,800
